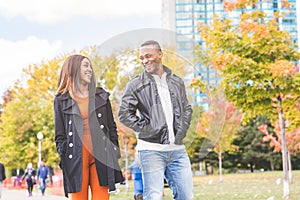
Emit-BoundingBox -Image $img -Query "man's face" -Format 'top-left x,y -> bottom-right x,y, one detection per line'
139,44 -> 163,75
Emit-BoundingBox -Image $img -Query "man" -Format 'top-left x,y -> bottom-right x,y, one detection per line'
118,40 -> 194,200
0,162 -> 6,200
37,161 -> 50,196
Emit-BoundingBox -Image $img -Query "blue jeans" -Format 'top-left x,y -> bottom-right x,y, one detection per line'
39,178 -> 47,195
0,181 -> 2,199
139,149 -> 194,200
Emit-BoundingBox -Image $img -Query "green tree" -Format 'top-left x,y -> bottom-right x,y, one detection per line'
234,115 -> 282,172
197,1 -> 300,198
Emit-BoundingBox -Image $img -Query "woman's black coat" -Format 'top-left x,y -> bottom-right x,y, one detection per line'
54,87 -> 124,197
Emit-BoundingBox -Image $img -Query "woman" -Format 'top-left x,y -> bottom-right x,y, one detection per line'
21,162 -> 36,197
54,54 -> 124,199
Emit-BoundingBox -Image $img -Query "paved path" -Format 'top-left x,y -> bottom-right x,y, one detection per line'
1,188 -> 66,200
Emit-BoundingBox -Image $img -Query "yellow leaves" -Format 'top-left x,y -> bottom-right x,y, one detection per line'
196,112 -> 212,137
190,76 -> 206,92
253,25 -> 271,40
268,60 -> 295,77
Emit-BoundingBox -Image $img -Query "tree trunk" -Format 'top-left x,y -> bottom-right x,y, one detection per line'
218,150 -> 222,183
278,96 -> 290,199
270,159 -> 274,171
287,150 -> 293,183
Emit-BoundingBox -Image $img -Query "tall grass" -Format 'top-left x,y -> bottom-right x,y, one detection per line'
111,171 -> 300,200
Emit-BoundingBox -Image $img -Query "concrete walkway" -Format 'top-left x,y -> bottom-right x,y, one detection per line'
1,188 -> 66,200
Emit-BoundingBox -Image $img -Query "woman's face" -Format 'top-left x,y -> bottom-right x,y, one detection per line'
79,58 -> 92,85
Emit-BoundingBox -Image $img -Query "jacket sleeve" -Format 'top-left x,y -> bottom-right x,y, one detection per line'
0,164 -> 5,181
106,98 -> 121,158
54,97 -> 67,157
118,83 -> 157,134
175,81 -> 193,144
21,169 -> 28,180
47,166 -> 50,177
37,168 -> 40,178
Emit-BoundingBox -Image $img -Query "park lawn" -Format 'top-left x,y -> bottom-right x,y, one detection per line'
111,170 -> 300,200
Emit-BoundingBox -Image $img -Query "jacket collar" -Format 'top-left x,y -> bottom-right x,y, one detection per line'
142,65 -> 172,80
59,87 -> 109,116
94,87 -> 109,109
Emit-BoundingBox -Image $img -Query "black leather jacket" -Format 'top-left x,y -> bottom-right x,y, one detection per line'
118,66 -> 192,145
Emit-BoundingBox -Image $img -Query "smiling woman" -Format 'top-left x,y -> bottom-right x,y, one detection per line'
54,54 -> 124,199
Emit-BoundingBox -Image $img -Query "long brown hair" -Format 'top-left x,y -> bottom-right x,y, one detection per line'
56,54 -> 96,96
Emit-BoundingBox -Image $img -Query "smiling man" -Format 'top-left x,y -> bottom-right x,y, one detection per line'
118,40 -> 194,200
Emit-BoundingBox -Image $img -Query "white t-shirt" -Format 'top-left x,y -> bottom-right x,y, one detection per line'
136,72 -> 185,151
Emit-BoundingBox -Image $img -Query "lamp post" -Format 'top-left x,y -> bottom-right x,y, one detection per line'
37,131 -> 43,167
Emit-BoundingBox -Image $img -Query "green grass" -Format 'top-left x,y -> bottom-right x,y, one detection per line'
110,171 -> 300,200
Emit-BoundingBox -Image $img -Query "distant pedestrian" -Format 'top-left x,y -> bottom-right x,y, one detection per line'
37,161 -> 50,196
21,163 -> 36,197
0,162 -> 6,200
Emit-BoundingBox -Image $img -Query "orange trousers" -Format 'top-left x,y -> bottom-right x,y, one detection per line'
70,137 -> 109,200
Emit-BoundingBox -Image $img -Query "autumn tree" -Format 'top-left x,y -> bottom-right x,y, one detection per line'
192,84 -> 242,182
0,58 -> 64,170
196,0 -> 300,198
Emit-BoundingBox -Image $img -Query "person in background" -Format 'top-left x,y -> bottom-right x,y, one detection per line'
118,40 -> 194,200
21,162 -> 36,197
54,54 -> 124,200
37,161 -> 50,196
129,159 -> 143,200
0,162 -> 6,200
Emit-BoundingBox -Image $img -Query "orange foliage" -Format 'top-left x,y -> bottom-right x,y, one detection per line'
238,20 -> 259,34
258,121 -> 300,154
197,22 -> 204,32
268,60 -> 295,77
223,0 -> 291,12
212,53 -> 241,71
223,0 -> 235,12
282,0 -> 291,9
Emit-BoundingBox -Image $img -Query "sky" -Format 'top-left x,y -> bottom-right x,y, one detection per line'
0,0 -> 162,98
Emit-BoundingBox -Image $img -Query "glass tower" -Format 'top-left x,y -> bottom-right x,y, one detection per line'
162,0 -> 299,107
